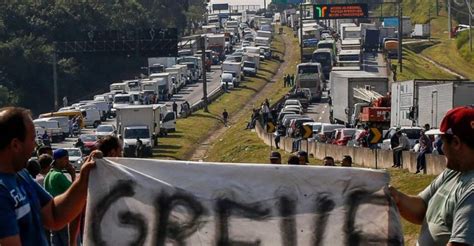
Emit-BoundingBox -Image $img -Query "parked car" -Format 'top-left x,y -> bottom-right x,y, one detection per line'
79,134 -> 99,154
346,129 -> 365,147
95,124 -> 116,139
332,128 -> 357,146
64,147 -> 84,170
284,99 -> 303,108
316,123 -> 345,142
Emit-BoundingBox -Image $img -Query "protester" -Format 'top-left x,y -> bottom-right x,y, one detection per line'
37,145 -> 53,157
341,155 -> 352,167
0,107 -> 97,246
45,149 -> 79,246
274,131 -> 281,149
222,109 -> 229,127
392,131 -> 410,168
297,151 -> 309,165
416,125 -> 433,173
323,156 -> 335,166
287,155 -> 300,165
36,154 -> 53,186
97,135 -> 123,157
390,106 -> 474,245
290,74 -> 295,86
269,151 -> 282,164
26,158 -> 41,178
357,126 -> 369,147
135,137 -> 143,158
172,100 -> 178,115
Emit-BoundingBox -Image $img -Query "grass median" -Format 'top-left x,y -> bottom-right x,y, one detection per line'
153,28 -> 285,160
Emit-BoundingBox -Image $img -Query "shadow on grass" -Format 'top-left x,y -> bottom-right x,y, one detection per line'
190,112 -> 222,121
234,85 -> 258,93
158,144 -> 182,150
405,41 -> 440,53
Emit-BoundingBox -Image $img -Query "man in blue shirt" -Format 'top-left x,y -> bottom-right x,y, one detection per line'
0,107 -> 97,246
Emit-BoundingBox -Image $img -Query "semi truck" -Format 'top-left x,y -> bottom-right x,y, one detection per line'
296,63 -> 324,102
329,71 -> 389,125
222,61 -> 242,84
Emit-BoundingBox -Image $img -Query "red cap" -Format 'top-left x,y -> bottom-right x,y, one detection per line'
438,106 -> 474,139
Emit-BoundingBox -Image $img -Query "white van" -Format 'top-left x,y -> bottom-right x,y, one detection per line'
42,116 -> 70,138
33,119 -> 64,142
79,108 -> 102,128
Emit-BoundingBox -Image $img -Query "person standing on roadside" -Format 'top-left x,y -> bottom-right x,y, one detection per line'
222,109 -> 229,127
0,107 -> 97,246
390,106 -> 474,245
290,74 -> 295,87
172,100 -> 178,116
36,154 -> 53,187
45,149 -> 80,246
416,124 -> 433,173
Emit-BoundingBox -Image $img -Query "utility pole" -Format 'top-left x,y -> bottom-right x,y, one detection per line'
398,0 -> 403,72
52,44 -> 58,111
448,0 -> 452,38
200,36 -> 209,112
299,4 -> 303,62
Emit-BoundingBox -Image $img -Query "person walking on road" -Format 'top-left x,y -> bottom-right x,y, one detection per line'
222,109 -> 229,127
0,107 -> 98,246
390,106 -> 474,245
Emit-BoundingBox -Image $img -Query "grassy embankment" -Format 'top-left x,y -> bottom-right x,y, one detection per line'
387,0 -> 474,80
203,26 -> 304,163
153,27 -> 285,160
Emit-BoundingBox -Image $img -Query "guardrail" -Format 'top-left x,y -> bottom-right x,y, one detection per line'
255,121 -> 446,175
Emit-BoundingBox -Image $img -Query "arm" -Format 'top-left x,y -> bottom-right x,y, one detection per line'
41,152 -> 98,230
389,186 -> 427,225
0,235 -> 21,246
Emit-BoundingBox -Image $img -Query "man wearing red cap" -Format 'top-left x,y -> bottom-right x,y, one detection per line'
390,106 -> 474,245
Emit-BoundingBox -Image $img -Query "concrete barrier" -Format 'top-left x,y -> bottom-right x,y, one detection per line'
254,122 -> 446,175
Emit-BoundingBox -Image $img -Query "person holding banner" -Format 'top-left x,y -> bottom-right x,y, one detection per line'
390,106 -> 474,245
0,107 -> 98,246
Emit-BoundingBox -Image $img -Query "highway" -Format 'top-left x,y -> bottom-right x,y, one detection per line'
51,64 -> 224,151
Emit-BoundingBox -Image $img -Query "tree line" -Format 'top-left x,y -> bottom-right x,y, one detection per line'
0,0 -> 206,114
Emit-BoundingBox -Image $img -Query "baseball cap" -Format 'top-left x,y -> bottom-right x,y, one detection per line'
53,148 -> 68,160
270,151 -> 281,160
429,106 -> 474,139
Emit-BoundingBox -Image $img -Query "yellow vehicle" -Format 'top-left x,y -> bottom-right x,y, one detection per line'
39,110 -> 85,128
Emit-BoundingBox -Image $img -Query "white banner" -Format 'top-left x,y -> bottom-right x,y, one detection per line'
84,158 -> 404,245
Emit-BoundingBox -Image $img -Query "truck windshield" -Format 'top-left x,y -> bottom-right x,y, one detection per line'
124,128 -> 150,139
114,96 -> 130,103
312,53 -> 331,65
339,55 -> 360,61
318,43 -> 333,49
244,62 -> 255,68
298,65 -> 319,74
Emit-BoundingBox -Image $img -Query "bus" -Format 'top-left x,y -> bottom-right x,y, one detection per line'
295,63 -> 324,102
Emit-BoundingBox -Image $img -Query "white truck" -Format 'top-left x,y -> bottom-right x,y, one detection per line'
164,69 -> 183,93
411,24 -> 430,38
256,30 -> 272,39
222,61 -> 242,86
255,37 -> 271,47
329,71 -> 389,125
33,118 -> 64,143
149,73 -> 174,100
177,56 -> 202,82
123,80 -> 141,92
115,105 -> 161,157
296,63 -> 324,102
109,82 -> 127,93
243,53 -> 260,69
147,57 -> 176,69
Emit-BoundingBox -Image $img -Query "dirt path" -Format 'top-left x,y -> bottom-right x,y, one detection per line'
190,32 -> 296,161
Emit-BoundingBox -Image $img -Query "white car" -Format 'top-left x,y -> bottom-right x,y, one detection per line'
64,148 -> 84,170
284,99 -> 302,108
380,127 -> 423,150
95,124 -> 116,139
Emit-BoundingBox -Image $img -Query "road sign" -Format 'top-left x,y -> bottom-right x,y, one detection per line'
369,128 -> 383,144
300,125 -> 313,139
266,122 -> 276,133
313,4 -> 368,19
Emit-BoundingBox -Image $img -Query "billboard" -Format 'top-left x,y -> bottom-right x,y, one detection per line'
313,4 -> 368,19
212,3 -> 229,11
